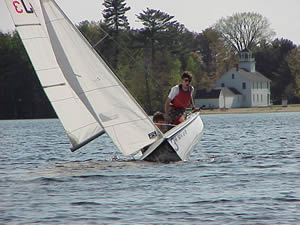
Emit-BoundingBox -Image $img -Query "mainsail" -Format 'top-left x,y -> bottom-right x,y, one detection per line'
5,0 -> 162,156
4,0 -> 104,150
40,0 -> 162,156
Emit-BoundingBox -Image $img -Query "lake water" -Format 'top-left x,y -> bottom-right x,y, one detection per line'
1,112 -> 300,224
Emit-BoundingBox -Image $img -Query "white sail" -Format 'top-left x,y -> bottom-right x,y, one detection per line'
40,0 -> 162,155
4,0 -> 104,149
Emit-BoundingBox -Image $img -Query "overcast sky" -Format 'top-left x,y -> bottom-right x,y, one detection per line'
1,0 -> 299,45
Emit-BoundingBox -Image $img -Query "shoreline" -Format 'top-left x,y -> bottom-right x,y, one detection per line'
199,105 -> 300,115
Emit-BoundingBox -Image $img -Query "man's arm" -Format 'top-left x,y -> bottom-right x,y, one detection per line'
165,97 -> 172,121
190,88 -> 200,112
190,97 -> 195,109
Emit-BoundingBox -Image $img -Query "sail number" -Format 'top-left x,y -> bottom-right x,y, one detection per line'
13,0 -> 33,14
148,131 -> 157,139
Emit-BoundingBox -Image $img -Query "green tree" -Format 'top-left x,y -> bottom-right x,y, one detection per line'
103,0 -> 130,31
0,31 -> 55,119
137,8 -> 177,62
254,38 -> 297,103
136,8 -> 178,113
286,48 -> 300,102
197,28 -> 237,85
102,0 -> 131,68
77,20 -> 107,45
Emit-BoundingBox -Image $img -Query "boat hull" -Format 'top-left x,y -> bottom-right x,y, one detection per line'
143,140 -> 181,163
143,112 -> 204,163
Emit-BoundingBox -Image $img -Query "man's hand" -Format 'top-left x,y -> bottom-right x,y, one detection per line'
192,107 -> 201,112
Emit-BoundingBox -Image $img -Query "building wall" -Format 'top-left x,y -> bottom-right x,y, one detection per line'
219,92 -> 242,108
251,81 -> 271,107
195,91 -> 243,109
219,94 -> 233,108
231,95 -> 243,108
216,69 -> 252,107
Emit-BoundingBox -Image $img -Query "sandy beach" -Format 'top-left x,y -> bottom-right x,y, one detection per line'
200,104 -> 300,115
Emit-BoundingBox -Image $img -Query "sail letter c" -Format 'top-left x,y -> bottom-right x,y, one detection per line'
13,1 -> 24,13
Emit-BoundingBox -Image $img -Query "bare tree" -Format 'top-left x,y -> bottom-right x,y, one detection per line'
214,12 -> 275,52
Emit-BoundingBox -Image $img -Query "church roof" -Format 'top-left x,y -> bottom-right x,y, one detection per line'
195,89 -> 221,99
195,88 -> 241,99
228,87 -> 242,95
238,68 -> 271,82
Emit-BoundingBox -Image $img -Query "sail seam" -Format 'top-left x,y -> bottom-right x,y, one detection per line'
36,66 -> 61,72
103,118 -> 151,128
84,85 -> 120,93
47,18 -> 64,24
22,36 -> 48,41
51,97 -> 78,103
69,122 -> 100,133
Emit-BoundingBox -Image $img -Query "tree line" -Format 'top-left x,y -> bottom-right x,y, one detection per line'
0,0 -> 299,119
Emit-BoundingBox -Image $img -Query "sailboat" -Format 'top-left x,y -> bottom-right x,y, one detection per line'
5,0 -> 204,162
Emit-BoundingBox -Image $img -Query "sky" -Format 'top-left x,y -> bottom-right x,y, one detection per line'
1,0 -> 300,45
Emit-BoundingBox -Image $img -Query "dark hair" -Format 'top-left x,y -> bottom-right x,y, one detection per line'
153,111 -> 165,122
181,71 -> 192,81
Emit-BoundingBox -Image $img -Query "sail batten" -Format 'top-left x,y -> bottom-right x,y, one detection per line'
43,83 -> 66,88
15,23 -> 41,27
79,85 -> 121,93
99,118 -> 153,128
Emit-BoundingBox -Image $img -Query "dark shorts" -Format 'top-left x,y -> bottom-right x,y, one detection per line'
167,108 -> 185,124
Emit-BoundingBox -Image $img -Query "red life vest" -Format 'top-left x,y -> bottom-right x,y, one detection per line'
171,85 -> 192,109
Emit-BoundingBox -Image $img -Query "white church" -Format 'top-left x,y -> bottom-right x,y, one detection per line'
195,49 -> 271,109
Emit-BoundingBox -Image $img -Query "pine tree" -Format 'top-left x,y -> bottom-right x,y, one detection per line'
102,0 -> 131,69
136,8 -> 177,114
102,0 -> 130,31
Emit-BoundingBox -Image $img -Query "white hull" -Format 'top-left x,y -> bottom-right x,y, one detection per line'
142,112 -> 204,162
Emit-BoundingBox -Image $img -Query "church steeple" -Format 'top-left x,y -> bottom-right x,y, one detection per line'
239,48 -> 255,72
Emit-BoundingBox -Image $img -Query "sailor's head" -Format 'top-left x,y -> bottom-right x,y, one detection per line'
153,111 -> 165,123
181,71 -> 192,87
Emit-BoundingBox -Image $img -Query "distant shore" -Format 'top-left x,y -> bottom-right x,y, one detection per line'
199,104 -> 300,115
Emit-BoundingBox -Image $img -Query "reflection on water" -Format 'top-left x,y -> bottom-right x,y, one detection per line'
1,113 -> 300,224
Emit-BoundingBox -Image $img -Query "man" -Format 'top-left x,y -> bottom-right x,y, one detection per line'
165,71 -> 197,125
